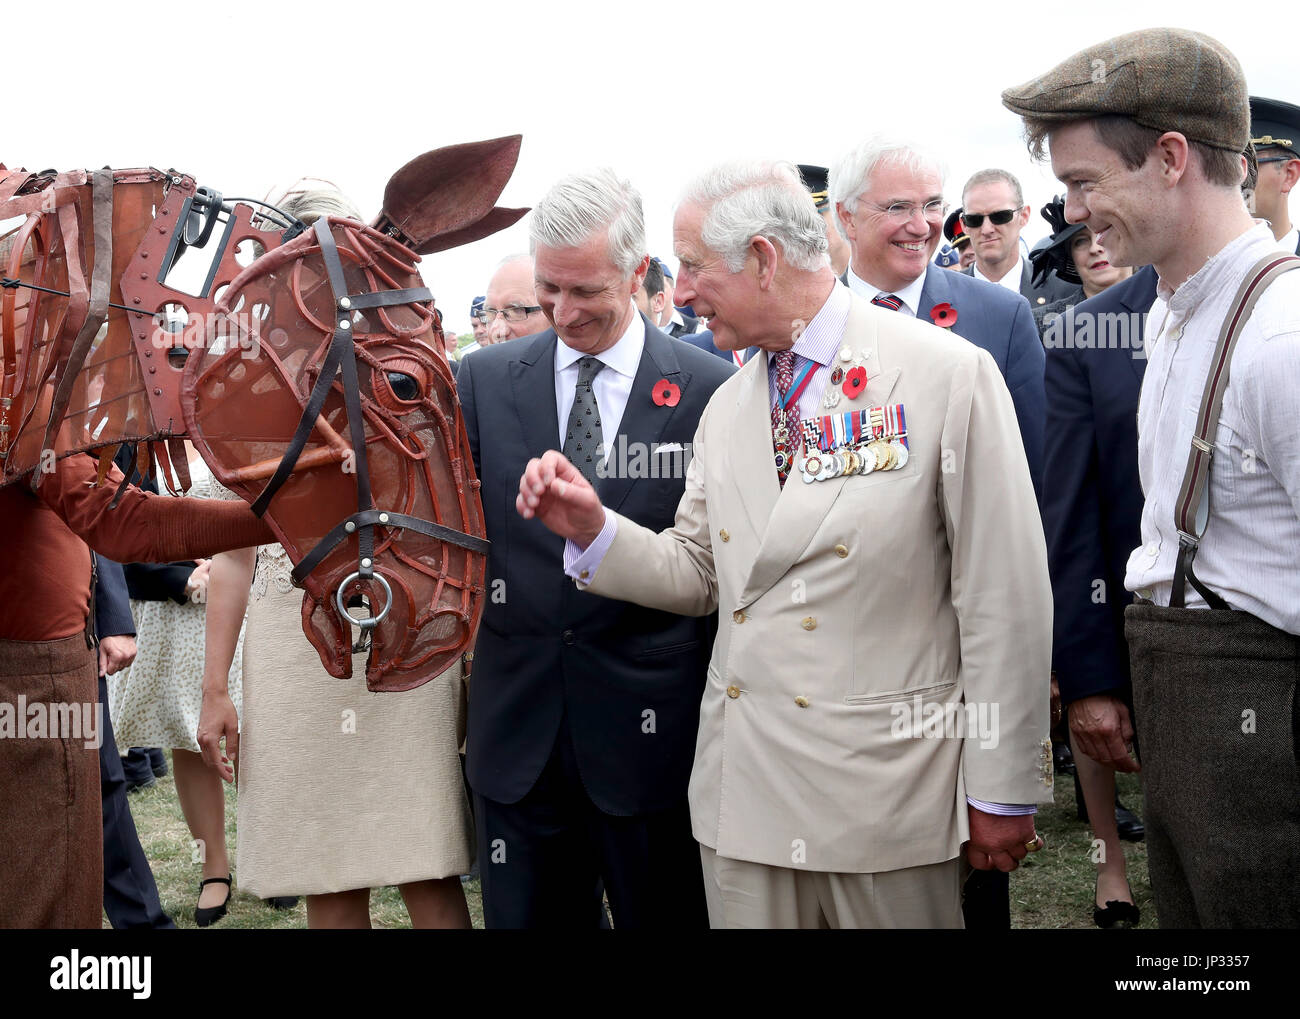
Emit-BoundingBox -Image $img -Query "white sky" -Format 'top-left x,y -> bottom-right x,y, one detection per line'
6,0 -> 1292,334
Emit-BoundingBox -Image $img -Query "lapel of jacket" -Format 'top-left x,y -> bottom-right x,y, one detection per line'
735,297 -> 901,608
916,264 -> 946,323
599,319 -> 689,514
508,330 -> 562,460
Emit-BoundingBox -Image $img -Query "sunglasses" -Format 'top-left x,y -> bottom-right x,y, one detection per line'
961,207 -> 1022,229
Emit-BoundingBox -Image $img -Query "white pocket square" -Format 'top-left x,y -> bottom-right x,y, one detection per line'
654,443 -> 684,455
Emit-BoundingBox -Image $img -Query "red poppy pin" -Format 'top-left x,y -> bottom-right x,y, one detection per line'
652,378 -> 681,407
841,365 -> 868,399
930,302 -> 958,328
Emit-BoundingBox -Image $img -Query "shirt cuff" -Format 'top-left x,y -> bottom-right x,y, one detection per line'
563,509 -> 615,585
967,798 -> 1037,816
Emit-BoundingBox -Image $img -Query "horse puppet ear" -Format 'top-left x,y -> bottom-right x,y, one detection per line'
372,134 -> 529,255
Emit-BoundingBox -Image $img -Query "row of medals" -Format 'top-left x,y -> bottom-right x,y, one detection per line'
772,404 -> 908,484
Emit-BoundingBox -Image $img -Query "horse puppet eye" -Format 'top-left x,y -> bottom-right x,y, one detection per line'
387,371 -> 421,401
373,357 -> 430,411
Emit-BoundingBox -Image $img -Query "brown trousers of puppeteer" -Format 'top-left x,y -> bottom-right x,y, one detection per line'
0,635 -> 101,928
1125,601 -> 1300,929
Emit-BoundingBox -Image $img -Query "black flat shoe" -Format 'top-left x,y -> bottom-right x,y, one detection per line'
1053,740 -> 1076,777
1115,801 -> 1145,842
263,896 -> 298,910
195,876 -> 232,928
1093,880 -> 1140,929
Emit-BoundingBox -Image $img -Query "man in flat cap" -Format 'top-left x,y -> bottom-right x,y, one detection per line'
1004,28 -> 1300,928
1249,96 -> 1300,254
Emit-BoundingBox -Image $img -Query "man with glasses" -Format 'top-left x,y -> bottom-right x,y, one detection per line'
830,138 -> 1045,496
478,254 -> 547,346
1248,96 -> 1300,254
961,169 -> 1077,306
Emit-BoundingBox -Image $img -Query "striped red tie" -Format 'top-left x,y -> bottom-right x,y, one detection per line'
772,349 -> 798,487
872,293 -> 903,312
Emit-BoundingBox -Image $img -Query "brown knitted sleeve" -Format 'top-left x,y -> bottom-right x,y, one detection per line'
39,454 -> 275,563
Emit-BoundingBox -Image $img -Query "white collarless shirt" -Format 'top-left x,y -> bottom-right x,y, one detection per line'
554,308 -> 645,447
1124,222 -> 1300,633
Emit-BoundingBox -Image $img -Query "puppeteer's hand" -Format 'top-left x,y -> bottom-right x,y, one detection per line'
965,807 -> 1041,872
517,450 -> 606,548
98,634 -> 138,677
1069,693 -> 1140,773
197,687 -> 240,784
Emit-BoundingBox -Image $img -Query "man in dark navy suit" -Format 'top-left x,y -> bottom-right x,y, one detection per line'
457,169 -> 734,928
829,138 -> 1047,929
93,556 -> 176,928
830,139 -> 1045,494
1041,265 -> 1157,921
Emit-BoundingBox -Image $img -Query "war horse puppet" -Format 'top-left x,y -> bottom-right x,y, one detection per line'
0,136 -> 527,691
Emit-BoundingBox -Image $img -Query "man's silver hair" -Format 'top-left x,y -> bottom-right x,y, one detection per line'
829,138 -> 949,239
679,161 -> 828,273
529,168 -> 645,276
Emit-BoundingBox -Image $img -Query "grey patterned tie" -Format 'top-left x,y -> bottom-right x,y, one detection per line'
562,356 -> 605,485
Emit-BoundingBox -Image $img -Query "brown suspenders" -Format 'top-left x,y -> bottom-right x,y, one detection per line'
1170,253 -> 1300,609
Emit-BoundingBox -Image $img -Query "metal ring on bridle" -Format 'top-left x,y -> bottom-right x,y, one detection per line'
335,570 -> 392,630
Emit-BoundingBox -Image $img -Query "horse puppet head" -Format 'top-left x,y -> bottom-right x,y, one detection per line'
0,136 -> 527,691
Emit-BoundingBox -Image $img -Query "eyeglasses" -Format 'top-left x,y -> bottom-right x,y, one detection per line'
1256,156 -> 1298,165
861,199 -> 948,222
477,305 -> 542,323
961,208 -> 1022,229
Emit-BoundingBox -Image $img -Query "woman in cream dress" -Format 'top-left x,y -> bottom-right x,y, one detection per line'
195,189 -> 473,929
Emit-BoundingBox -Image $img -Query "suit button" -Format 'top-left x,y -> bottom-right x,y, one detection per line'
794,696 -> 810,708
719,529 -> 730,542
726,685 -> 741,699
801,616 -> 816,630
562,630 -> 576,645
733,610 -> 746,624
834,544 -> 849,558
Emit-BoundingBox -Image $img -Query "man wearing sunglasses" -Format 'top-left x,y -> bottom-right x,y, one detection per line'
961,169 -> 1078,306
479,253 -> 547,345
1248,95 -> 1300,255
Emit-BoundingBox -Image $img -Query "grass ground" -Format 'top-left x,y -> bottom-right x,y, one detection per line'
109,757 -> 1149,929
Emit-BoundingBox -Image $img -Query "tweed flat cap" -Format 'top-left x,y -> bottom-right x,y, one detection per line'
1001,28 -> 1249,153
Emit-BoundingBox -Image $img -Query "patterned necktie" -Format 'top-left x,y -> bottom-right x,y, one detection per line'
872,293 -> 903,312
771,349 -> 799,487
563,356 -> 605,485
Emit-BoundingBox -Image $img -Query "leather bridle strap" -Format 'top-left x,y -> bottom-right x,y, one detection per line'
291,508 -> 491,585
249,217 -> 486,590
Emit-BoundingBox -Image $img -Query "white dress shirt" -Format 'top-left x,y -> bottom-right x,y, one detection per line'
1125,222 -> 1300,634
973,255 -> 1025,295
1280,226 -> 1299,256
844,265 -> 926,319
553,308 -> 645,448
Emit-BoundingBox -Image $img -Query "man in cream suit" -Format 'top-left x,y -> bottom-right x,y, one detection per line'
518,161 -> 1054,928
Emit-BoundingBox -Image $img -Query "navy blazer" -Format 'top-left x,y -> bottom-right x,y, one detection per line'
914,266 -> 1046,493
457,315 -> 735,814
112,444 -> 197,604
1041,266 -> 1157,705
94,556 -> 136,640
